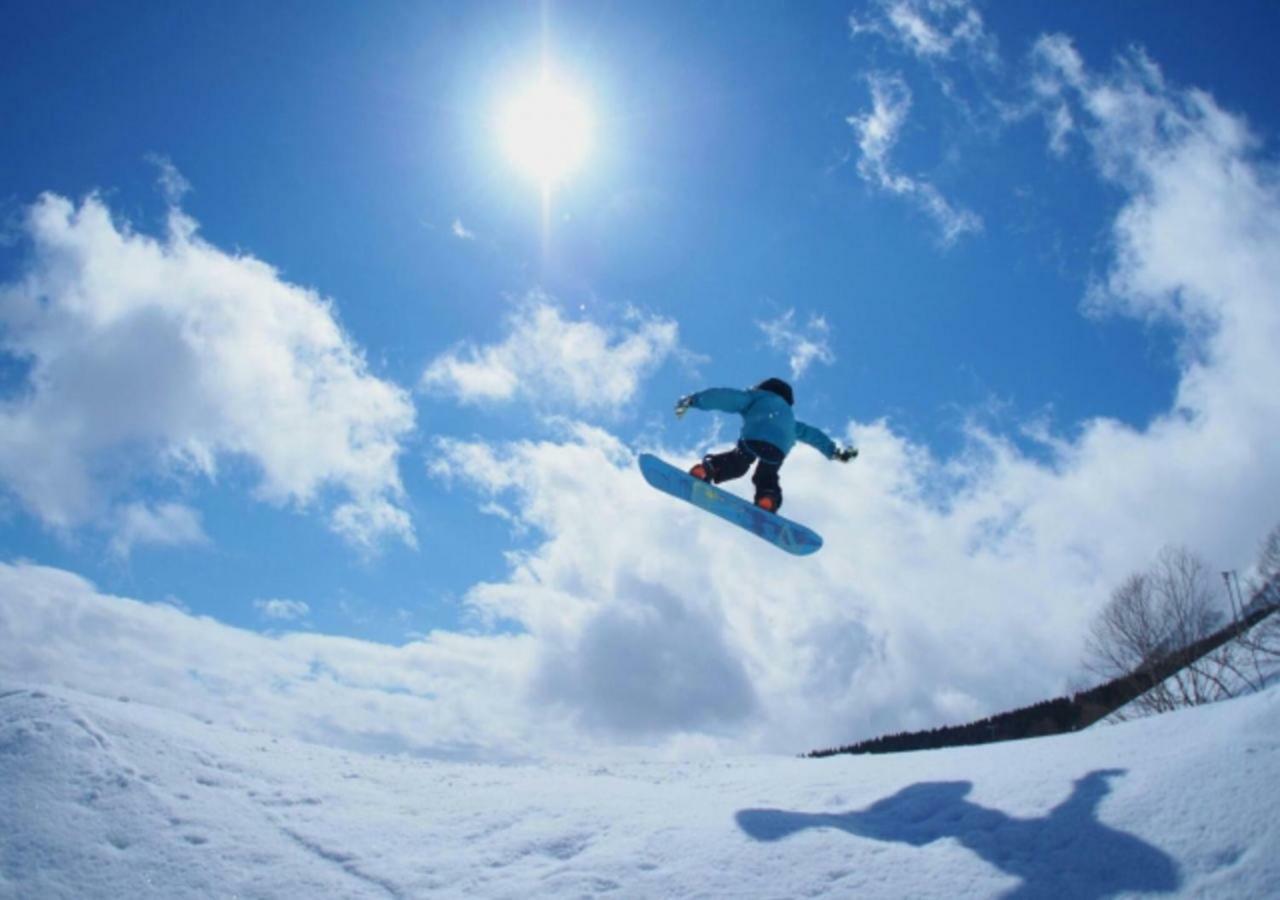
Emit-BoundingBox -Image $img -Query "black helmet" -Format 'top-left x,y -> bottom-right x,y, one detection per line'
755,377 -> 794,406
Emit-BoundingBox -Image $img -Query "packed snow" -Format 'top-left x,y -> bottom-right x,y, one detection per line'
2,679 -> 1277,898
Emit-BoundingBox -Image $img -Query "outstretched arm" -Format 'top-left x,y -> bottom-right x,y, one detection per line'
675,387 -> 751,418
796,421 -> 858,461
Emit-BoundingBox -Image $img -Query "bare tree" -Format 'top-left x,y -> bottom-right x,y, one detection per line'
1237,522 -> 1280,673
1250,521 -> 1280,600
1084,545 -> 1244,717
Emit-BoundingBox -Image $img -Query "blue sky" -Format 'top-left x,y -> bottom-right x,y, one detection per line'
3,1 -> 1280,753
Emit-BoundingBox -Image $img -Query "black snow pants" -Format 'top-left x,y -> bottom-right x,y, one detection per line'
703,440 -> 785,510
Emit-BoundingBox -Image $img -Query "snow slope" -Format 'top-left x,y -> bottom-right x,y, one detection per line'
2,681 -> 1277,899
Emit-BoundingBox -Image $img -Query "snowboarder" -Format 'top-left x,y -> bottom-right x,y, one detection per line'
675,377 -> 857,513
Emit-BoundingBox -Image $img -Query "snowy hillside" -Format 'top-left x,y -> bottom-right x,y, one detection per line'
2,681 -> 1277,899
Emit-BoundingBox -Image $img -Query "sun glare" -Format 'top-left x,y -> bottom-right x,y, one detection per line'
499,74 -> 592,186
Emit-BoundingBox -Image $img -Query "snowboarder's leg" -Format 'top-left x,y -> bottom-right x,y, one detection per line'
752,462 -> 783,511
696,442 -> 755,484
745,440 -> 785,511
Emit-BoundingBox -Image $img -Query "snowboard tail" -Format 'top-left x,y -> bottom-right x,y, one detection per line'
638,453 -> 823,556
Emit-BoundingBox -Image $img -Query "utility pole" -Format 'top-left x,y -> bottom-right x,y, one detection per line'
1222,571 -> 1245,620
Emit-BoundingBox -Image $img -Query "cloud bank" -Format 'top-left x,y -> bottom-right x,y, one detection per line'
421,295 -> 679,415
0,193 -> 416,551
0,561 -> 551,760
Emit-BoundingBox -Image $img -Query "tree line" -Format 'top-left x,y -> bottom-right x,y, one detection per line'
809,523 -> 1280,758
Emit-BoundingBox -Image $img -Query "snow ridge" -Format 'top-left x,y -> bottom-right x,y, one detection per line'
3,681 -> 1278,898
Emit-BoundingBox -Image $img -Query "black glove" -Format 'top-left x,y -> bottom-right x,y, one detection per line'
834,446 -> 859,463
674,395 -> 695,418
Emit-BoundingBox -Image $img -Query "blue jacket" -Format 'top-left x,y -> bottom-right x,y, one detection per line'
690,388 -> 838,458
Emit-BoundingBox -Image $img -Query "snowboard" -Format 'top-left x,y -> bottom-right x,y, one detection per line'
638,453 -> 823,556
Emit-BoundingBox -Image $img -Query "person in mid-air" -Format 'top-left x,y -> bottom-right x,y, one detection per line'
675,377 -> 858,513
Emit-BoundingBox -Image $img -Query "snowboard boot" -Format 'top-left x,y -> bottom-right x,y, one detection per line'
754,494 -> 779,513
689,462 -> 712,482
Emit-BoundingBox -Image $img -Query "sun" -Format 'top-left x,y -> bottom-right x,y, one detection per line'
498,73 -> 592,186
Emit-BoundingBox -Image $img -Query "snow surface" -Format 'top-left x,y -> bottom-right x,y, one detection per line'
2,680 -> 1277,899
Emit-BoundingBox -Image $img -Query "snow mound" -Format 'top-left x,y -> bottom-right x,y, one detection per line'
2,681 -> 1278,898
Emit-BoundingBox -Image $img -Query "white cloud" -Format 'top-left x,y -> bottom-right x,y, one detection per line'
1045,103 -> 1075,157
146,154 -> 192,205
421,295 -> 679,414
848,73 -> 983,245
109,502 -> 207,558
451,218 -> 475,240
0,561 -> 553,760
535,575 -> 759,736
1031,33 -> 1087,93
1029,34 -> 1089,157
851,0 -> 999,67
0,192 -> 416,551
425,424 -> 1100,750
254,597 -> 311,621
756,309 -> 836,380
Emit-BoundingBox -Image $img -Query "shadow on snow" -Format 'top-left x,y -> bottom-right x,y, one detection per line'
736,769 -> 1179,899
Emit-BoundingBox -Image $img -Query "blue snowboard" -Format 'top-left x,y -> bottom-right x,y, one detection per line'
638,453 -> 823,556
